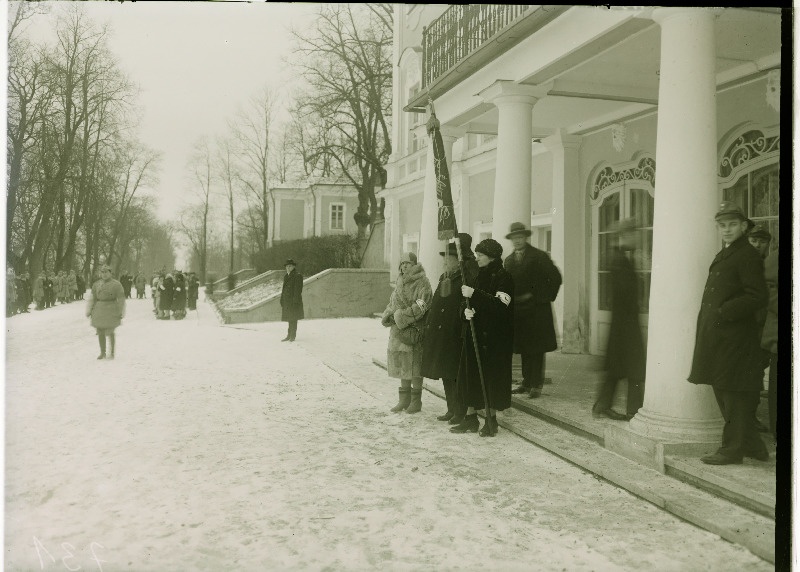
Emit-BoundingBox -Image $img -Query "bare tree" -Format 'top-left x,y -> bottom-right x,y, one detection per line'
216,138 -> 237,277
229,86 -> 277,252
183,137 -> 215,282
290,3 -> 393,241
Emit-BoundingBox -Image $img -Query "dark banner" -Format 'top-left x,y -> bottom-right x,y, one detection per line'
427,115 -> 456,241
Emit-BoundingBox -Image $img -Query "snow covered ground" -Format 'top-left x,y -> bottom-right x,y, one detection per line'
5,294 -> 771,571
215,280 -> 283,311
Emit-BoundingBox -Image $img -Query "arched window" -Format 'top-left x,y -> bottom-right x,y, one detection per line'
718,124 -> 780,253
589,153 -> 655,354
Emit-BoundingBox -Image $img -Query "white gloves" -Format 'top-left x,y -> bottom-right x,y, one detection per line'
461,285 -> 474,298
464,307 -> 476,320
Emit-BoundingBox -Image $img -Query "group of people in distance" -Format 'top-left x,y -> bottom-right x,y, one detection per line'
151,270 -> 200,320
118,270 -> 149,300
379,203 -> 779,462
6,268 -> 86,316
381,222 -> 562,438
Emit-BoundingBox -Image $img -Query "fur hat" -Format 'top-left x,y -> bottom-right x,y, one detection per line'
399,252 -> 417,267
474,238 -> 503,260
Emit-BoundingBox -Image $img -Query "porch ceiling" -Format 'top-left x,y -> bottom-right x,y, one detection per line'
451,8 -> 782,136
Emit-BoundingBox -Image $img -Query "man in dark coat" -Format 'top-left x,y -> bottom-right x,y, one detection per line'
451,238 -> 514,438
592,218 -> 645,421
503,221 -> 562,399
187,272 -> 199,311
280,259 -> 304,342
158,273 -> 175,320
120,270 -> 133,299
688,201 -> 769,465
421,233 -> 479,425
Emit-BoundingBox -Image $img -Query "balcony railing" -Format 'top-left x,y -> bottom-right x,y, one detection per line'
422,5 -> 533,88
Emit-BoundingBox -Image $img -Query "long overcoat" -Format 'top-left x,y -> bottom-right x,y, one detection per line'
688,235 -> 768,392
187,276 -> 199,310
605,248 -> 646,380
87,278 -> 125,330
503,243 -> 561,354
761,250 -> 778,354
33,275 -> 44,301
159,275 -> 175,311
172,273 -> 187,311
381,264 -> 432,380
280,270 -> 305,321
421,259 -> 479,381
457,259 -> 514,411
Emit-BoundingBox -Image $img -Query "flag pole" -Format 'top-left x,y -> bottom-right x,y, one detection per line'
426,98 -> 492,419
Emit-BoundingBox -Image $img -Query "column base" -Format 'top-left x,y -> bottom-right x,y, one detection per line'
605,409 -> 724,472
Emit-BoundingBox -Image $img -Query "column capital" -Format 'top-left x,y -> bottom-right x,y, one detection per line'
478,80 -> 550,106
542,129 -> 583,152
652,7 -> 722,26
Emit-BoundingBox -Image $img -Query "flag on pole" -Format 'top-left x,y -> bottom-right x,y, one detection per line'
426,107 -> 456,241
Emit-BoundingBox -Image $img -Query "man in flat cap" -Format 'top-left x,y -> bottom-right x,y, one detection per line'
280,259 -> 304,342
688,201 -> 769,465
746,222 -> 772,259
503,222 -> 562,399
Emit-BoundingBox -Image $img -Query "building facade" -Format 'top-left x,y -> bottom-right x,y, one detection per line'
269,180 -> 360,244
380,6 -> 783,447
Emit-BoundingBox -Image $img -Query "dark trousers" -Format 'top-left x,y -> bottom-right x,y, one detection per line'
713,387 -> 767,460
287,320 -> 298,340
520,352 -> 545,389
768,353 -> 777,439
442,377 -> 465,416
594,374 -> 644,416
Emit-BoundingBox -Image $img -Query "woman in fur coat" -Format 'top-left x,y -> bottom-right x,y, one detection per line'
381,252 -> 433,414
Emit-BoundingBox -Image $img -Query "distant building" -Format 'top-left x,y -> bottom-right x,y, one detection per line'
269,179 -> 360,244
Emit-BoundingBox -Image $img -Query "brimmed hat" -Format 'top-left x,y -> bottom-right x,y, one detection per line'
474,238 -> 503,260
284,259 -> 297,266
748,224 -> 772,241
505,222 -> 532,239
715,201 -> 746,221
610,217 -> 638,233
439,233 -> 474,257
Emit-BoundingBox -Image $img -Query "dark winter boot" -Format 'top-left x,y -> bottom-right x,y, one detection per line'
390,388 -> 411,412
97,335 -> 107,360
479,415 -> 498,437
438,379 -> 455,421
450,413 -> 479,433
437,411 -> 455,422
406,389 -> 422,414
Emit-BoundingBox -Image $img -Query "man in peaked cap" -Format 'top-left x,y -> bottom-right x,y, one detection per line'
503,222 -> 562,399
280,259 -> 304,342
688,201 -> 769,465
746,222 -> 772,259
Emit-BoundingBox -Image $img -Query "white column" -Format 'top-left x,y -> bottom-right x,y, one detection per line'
480,81 -> 547,258
629,8 -> 723,441
544,130 -> 584,353
388,197 -> 400,282
418,126 -> 462,281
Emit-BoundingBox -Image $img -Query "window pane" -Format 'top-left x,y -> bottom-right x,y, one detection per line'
598,232 -> 617,272
629,188 -> 654,227
598,272 -> 612,311
752,167 -> 779,218
723,177 -> 748,214
599,192 -> 620,232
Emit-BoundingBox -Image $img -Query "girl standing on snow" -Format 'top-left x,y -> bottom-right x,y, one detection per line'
381,252 -> 432,414
86,264 -> 125,360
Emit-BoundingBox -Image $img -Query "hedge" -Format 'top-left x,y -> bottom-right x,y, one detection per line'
250,234 -> 363,277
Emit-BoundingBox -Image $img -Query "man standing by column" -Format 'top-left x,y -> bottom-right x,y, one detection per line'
280,259 -> 304,342
688,201 -> 768,465
504,222 -> 562,399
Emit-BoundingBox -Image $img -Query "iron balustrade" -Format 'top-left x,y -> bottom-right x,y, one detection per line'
422,5 -> 532,88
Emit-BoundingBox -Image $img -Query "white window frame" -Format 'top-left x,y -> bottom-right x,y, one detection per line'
329,202 -> 346,231
472,221 -> 492,243
402,232 -> 419,256
530,213 -> 553,255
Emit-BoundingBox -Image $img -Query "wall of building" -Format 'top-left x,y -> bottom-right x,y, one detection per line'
222,269 -> 392,324
280,199 -> 305,241
717,76 -> 780,137
360,221 -> 388,269
319,193 -> 360,236
467,169 -> 494,235
398,192 -> 423,236
532,151 -> 553,217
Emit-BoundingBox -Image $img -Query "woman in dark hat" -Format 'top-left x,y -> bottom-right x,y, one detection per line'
421,233 -> 479,425
86,264 -> 125,359
280,259 -> 304,341
451,238 -> 514,436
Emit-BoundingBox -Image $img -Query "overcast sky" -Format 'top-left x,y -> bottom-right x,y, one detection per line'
9,1 -> 322,225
